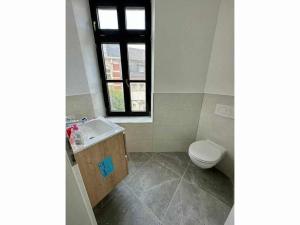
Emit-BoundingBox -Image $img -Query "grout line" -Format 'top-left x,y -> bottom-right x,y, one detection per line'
157,152 -> 187,162
179,177 -> 183,225
181,164 -> 233,207
152,158 -> 182,177
162,161 -> 190,219
182,174 -> 232,207
139,152 -> 155,168
123,182 -> 164,225
125,153 -> 187,225
154,152 -> 190,177
143,179 -> 180,193
201,187 -> 233,208
127,152 -> 154,178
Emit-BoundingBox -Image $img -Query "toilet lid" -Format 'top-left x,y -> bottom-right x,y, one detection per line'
189,140 -> 225,163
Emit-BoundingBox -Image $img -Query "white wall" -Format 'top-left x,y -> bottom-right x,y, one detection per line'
196,0 -> 234,180
71,0 -> 102,95
121,0 -> 221,153
66,155 -> 97,225
204,0 -> 234,96
66,0 -> 90,96
196,94 -> 234,179
66,0 -> 105,118
154,0 -> 220,93
70,0 -> 106,117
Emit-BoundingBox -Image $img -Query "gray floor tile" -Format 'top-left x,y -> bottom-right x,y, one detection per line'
163,181 -> 230,225
126,159 -> 181,219
94,153 -> 233,225
124,152 -> 153,182
140,179 -> 180,220
128,152 -> 153,174
94,182 -> 161,225
126,158 -> 180,196
152,152 -> 190,176
161,185 -> 182,225
183,163 -> 234,206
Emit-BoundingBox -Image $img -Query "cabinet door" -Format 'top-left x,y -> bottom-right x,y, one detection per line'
74,133 -> 128,207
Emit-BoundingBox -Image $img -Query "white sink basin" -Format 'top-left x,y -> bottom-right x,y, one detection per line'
70,117 -> 124,154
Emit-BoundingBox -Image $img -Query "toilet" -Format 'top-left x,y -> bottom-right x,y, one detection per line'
188,140 -> 226,169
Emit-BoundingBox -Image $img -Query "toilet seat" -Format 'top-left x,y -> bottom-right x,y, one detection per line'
189,140 -> 225,164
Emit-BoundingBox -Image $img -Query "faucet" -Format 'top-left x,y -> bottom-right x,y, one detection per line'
81,117 -> 88,124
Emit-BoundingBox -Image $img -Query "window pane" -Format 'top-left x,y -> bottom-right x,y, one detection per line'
128,44 -> 145,80
130,83 -> 146,112
97,8 -> 118,29
107,83 -> 125,112
102,44 -> 122,80
125,8 -> 145,30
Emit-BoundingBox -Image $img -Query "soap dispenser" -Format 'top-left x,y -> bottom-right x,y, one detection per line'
72,124 -> 83,145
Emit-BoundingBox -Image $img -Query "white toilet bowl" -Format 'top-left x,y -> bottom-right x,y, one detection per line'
188,140 -> 226,169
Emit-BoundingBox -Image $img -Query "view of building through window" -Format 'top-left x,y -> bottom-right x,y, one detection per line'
128,44 -> 145,80
130,83 -> 146,111
102,44 -> 123,80
102,44 -> 146,112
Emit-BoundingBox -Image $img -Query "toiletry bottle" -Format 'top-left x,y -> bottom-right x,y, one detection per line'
72,124 -> 83,145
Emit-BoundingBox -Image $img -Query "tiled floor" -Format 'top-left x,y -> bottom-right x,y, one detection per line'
94,152 -> 234,225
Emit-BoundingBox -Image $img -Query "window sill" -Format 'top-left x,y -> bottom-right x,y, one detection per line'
106,116 -> 152,124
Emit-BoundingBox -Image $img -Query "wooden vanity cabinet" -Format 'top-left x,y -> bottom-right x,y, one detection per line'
74,132 -> 128,207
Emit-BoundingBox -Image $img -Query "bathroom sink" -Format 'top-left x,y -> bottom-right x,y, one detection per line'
70,117 -> 125,154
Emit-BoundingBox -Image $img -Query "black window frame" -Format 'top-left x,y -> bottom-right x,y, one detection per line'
89,0 -> 152,116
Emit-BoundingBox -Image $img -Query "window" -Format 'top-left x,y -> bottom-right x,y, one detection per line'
125,8 -> 145,30
89,0 -> 151,116
97,8 -> 119,29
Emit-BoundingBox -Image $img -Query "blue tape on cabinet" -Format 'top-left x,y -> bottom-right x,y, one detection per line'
98,156 -> 115,177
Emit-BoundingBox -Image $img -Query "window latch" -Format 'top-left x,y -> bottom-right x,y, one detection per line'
93,21 -> 96,31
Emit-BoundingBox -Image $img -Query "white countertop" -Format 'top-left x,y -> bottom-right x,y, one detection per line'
69,117 -> 125,154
